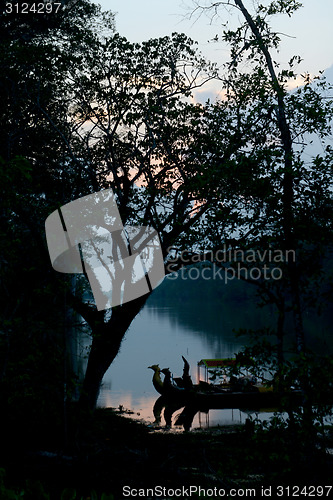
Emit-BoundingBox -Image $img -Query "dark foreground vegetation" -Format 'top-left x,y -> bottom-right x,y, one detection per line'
1,406 -> 333,499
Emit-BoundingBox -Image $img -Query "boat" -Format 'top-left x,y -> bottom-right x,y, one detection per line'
178,386 -> 304,411
150,357 -> 304,411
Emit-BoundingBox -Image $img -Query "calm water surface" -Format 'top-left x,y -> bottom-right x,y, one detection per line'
95,305 -> 257,429
79,277 -> 333,430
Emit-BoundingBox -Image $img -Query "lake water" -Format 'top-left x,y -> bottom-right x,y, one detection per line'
91,304 -> 262,430
78,275 -> 333,431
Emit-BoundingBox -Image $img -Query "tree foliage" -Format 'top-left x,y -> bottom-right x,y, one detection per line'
186,0 -> 333,446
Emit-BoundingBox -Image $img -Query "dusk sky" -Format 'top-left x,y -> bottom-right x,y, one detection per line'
99,0 -> 333,82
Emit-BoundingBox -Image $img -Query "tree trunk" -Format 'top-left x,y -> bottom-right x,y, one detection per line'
79,293 -> 150,411
288,261 -> 305,353
233,0 -> 305,353
276,302 -> 285,370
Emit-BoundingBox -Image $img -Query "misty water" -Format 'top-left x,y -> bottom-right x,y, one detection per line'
78,272 -> 333,430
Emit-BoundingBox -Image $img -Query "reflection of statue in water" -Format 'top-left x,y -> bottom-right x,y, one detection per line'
152,395 -> 167,425
151,396 -> 199,431
164,401 -> 187,429
174,405 -> 202,432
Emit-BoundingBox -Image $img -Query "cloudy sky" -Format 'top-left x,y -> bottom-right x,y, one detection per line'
99,0 -> 333,80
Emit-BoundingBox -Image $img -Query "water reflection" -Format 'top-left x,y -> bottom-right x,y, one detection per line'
77,276 -> 333,430
149,395 -> 279,432
92,301 -> 272,429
